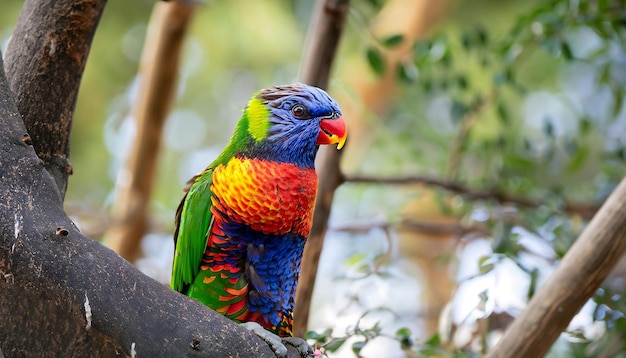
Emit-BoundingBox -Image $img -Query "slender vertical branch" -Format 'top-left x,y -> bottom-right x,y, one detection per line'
294,0 -> 350,338
105,1 -> 197,262
487,177 -> 626,358
3,0 -> 106,198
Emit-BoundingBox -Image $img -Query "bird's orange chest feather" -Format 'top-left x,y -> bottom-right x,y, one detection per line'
210,157 -> 318,237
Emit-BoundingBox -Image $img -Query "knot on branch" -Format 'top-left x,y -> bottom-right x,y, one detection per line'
55,226 -> 69,237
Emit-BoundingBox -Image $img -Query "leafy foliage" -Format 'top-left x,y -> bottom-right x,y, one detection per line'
311,0 -> 626,356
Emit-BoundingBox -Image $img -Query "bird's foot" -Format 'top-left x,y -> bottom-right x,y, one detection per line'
282,336 -> 314,357
241,322 -> 314,358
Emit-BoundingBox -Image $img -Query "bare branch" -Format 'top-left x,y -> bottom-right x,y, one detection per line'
330,217 -> 487,237
343,173 -> 601,218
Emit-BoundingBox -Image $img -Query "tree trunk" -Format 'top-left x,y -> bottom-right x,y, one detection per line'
3,0 -> 106,198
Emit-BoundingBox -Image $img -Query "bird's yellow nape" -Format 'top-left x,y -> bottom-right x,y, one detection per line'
245,97 -> 271,142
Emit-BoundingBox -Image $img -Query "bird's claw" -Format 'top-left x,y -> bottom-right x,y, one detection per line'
241,322 -> 314,358
282,336 -> 314,358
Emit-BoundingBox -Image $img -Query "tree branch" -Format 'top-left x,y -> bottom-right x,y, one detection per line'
487,176 -> 626,358
343,173 -> 601,218
3,0 -> 106,198
294,0 -> 350,338
330,217 -> 487,237
105,1 -> 197,263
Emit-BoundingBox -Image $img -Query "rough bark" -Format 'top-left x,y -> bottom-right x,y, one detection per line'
294,0 -> 350,338
105,1 -> 197,263
487,177 -> 626,358
3,0 -> 106,198
0,46 -> 296,358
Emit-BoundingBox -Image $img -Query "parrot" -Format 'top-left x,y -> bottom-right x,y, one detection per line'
171,83 -> 347,356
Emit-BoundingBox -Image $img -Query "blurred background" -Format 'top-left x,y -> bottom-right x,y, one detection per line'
2,0 -> 626,357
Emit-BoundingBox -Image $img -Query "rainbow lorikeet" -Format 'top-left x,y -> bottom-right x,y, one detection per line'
171,84 -> 346,354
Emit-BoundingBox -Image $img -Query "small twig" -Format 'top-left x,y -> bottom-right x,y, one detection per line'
343,174 -> 601,219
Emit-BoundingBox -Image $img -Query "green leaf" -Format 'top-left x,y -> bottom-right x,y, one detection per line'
478,289 -> 489,303
346,252 -> 367,267
366,47 -> 385,75
304,328 -> 331,343
456,75 -> 468,90
363,322 -> 382,338
613,88 -> 624,118
540,37 -> 561,57
579,118 -> 591,135
450,100 -> 467,123
395,327 -> 412,340
476,26 -> 488,46
324,337 -> 347,352
419,347 -> 441,356
497,101 -> 510,124
363,0 -> 383,9
527,268 -> 538,299
561,41 -> 574,60
352,341 -> 367,354
503,154 -> 534,170
395,327 -> 413,349
396,62 -> 418,84
461,32 -> 473,50
425,333 -> 441,346
478,255 -> 495,274
543,118 -> 554,137
439,49 -> 452,67
382,34 -> 404,48
493,68 -> 511,86
615,316 -> 626,331
566,146 -> 588,173
413,40 -> 432,62
422,78 -> 433,92
304,331 -> 320,340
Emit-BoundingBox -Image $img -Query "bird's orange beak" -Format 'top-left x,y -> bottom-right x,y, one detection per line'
317,117 -> 347,150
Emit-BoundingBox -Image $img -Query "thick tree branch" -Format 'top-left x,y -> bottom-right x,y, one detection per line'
294,0 -> 350,338
344,173 -> 601,218
0,54 -> 295,358
105,1 -> 197,263
487,177 -> 626,358
4,0 -> 106,198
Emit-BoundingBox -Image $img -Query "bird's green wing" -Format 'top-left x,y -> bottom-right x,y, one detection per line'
171,168 -> 214,293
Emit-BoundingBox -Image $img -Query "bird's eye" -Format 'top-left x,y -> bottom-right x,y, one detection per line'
291,104 -> 306,118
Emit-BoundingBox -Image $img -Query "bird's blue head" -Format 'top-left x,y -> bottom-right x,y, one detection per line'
241,83 -> 347,168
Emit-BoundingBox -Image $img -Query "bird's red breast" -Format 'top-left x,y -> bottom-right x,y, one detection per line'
210,157 -> 318,237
